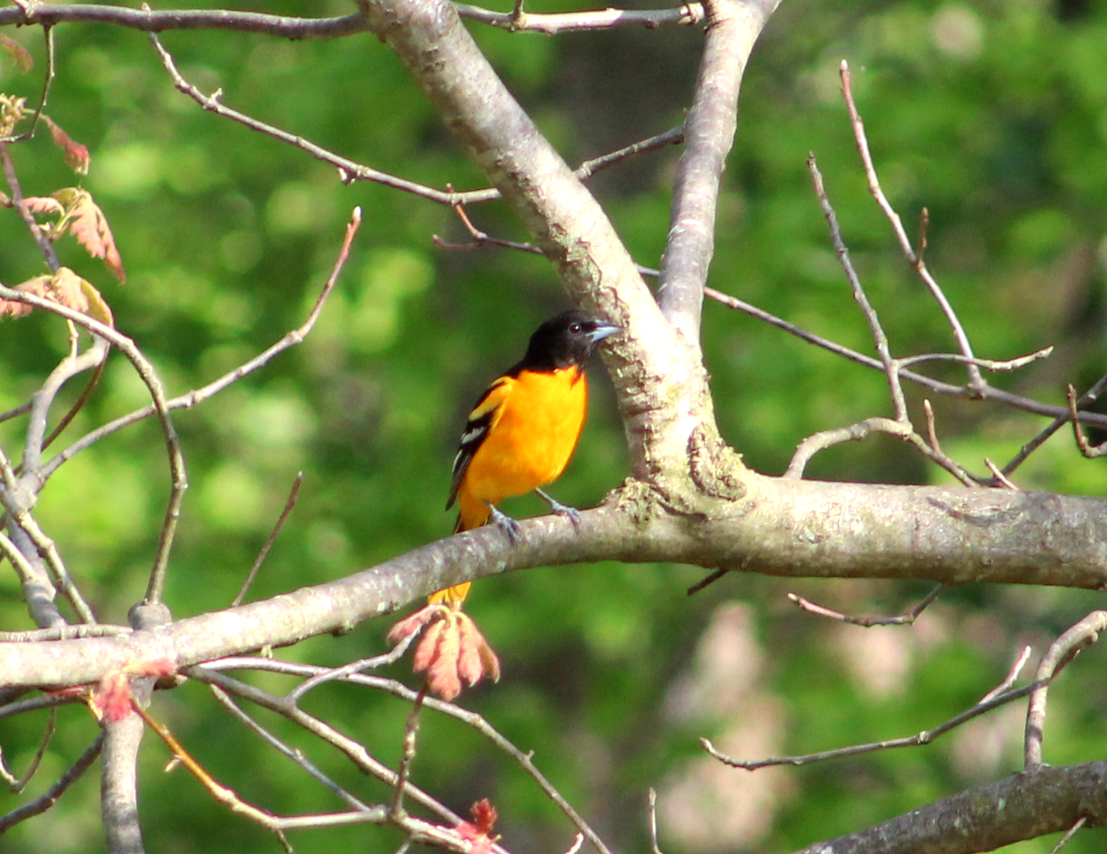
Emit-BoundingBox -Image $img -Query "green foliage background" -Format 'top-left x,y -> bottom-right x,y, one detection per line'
2,1 -> 1107,852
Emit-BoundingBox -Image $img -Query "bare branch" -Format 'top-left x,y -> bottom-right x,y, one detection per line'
101,713 -> 146,854
188,667 -> 461,826
703,671 -> 1041,770
0,732 -> 103,832
455,2 -> 703,33
0,623 -> 127,642
808,153 -> 908,421
208,685 -> 378,816
794,761 -> 1107,854
202,657 -> 614,854
41,208 -> 359,481
784,416 -> 977,485
647,789 -> 664,854
1025,610 -> 1107,767
392,684 -> 428,818
7,480 -> 1107,688
787,583 -> 943,627
1048,816 -> 1088,854
705,286 -> 1107,429
0,142 -> 60,270
0,706 -> 54,791
0,4 -> 367,39
0,287 -> 187,612
839,60 -> 985,393
1067,383 -> 1107,459
231,469 -> 302,607
658,0 -> 780,344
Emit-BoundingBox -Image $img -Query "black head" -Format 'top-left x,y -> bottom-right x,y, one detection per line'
518,310 -> 622,373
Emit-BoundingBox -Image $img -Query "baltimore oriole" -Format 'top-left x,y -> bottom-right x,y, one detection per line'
432,309 -> 621,606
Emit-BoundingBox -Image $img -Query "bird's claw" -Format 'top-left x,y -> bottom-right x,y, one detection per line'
536,489 -> 582,530
488,504 -> 521,544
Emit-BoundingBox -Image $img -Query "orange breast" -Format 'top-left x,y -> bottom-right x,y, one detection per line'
455,367 -> 587,531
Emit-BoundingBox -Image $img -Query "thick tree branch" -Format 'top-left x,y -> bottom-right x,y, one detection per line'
658,0 -> 779,345
357,0 -> 719,491
101,714 -> 146,854
794,761 -> 1107,854
3,476 -> 1106,688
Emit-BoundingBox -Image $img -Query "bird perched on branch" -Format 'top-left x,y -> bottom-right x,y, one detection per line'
433,309 -> 622,606
388,309 -> 621,700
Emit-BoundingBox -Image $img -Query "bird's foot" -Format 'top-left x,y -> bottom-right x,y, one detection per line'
487,503 -> 521,543
535,488 -> 581,530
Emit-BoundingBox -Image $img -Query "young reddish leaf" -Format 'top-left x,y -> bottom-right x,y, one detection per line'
22,196 -> 66,217
55,188 -> 126,283
41,115 -> 90,175
412,619 -> 446,675
397,605 -> 501,701
456,613 -> 500,688
0,274 -> 51,319
0,35 -> 34,73
50,267 -> 90,314
387,603 -> 441,645
457,799 -> 500,854
426,618 -> 462,701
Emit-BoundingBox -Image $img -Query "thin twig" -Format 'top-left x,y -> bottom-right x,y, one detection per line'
0,25 -> 55,144
999,374 -> 1107,477
839,60 -> 984,393
896,347 -> 1053,372
42,207 -> 360,482
0,142 -> 60,269
232,472 -> 304,607
0,707 -> 55,791
784,416 -> 977,486
286,635 -> 416,703
0,732 -> 103,832
980,646 -> 1033,704
1066,383 -> 1107,459
808,153 -> 908,422
1025,611 -> 1107,767
187,667 -> 461,826
0,689 -> 87,723
563,833 -> 585,854
787,584 -> 943,627
0,5 -> 368,38
0,286 -> 188,613
392,683 -> 428,818
0,623 -> 127,642
984,459 -> 1018,490
197,659 -> 613,854
209,684 -> 378,815
704,286 -> 1107,429
1048,816 -> 1088,854
687,567 -> 728,596
3,505 -> 97,623
647,789 -> 664,854
705,672 -> 1046,770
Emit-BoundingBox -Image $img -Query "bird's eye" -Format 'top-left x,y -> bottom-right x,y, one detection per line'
569,322 -> 582,334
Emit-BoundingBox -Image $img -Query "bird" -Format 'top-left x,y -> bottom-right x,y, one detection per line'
432,309 -> 622,607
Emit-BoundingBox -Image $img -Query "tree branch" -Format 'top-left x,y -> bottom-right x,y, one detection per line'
658,0 -> 779,345
4,477 -> 1107,688
794,761 -> 1107,854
